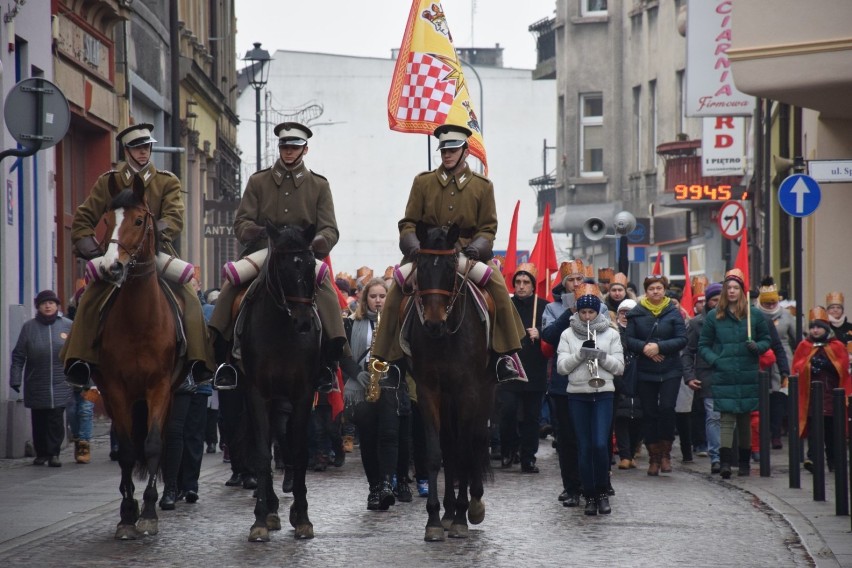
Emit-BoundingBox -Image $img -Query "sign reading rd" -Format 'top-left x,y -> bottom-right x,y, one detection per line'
778,174 -> 821,218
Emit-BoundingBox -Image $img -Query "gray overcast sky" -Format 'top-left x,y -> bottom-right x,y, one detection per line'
235,1 -> 555,69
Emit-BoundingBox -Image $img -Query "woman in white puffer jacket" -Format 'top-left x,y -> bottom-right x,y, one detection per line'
556,285 -> 624,516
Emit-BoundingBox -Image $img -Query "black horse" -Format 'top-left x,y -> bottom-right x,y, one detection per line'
239,223 -> 322,541
408,222 -> 494,541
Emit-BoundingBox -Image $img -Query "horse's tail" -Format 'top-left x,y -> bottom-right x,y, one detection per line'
131,400 -> 150,479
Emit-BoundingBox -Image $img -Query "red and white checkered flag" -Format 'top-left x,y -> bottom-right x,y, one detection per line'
396,52 -> 456,123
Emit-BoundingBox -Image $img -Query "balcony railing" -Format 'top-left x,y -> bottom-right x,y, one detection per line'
657,139 -> 742,194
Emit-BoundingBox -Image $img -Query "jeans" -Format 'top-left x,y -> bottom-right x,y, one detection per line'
567,395 -> 614,494
67,391 -> 94,441
704,397 -> 721,463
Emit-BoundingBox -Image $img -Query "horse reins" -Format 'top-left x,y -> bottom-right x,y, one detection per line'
109,207 -> 157,277
414,247 -> 472,333
265,246 -> 316,317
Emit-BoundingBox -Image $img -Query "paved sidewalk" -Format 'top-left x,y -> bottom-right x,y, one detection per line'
678,442 -> 852,568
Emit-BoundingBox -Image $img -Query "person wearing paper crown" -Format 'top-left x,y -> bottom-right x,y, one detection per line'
208,121 -> 347,392
61,123 -> 215,388
825,291 -> 852,347
604,272 -> 635,321
698,268 -> 771,479
371,124 -> 527,382
791,306 -> 851,473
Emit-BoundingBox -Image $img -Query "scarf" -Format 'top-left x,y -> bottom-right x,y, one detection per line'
349,311 -> 377,368
569,310 -> 612,340
35,312 -> 58,325
758,303 -> 782,317
829,315 -> 846,326
640,296 -> 671,318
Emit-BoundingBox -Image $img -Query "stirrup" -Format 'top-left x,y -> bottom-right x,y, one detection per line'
316,366 -> 339,394
495,355 -> 527,383
65,360 -> 92,389
190,361 -> 213,386
213,363 -> 238,390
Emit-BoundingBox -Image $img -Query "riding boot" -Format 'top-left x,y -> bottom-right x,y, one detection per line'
719,447 -> 733,479
315,364 -> 338,394
493,352 -> 528,383
212,332 -> 238,390
65,360 -> 94,389
737,448 -> 752,476
660,440 -> 673,473
159,483 -> 177,510
378,476 -> 396,510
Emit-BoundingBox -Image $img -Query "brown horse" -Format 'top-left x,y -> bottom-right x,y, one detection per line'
407,222 -> 494,541
95,176 -> 183,539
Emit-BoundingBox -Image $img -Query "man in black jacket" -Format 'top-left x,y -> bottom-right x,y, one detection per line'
500,264 -> 549,473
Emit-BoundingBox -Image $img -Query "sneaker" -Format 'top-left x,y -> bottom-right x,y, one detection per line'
711,461 -> 721,474
803,459 -> 814,473
397,482 -> 413,503
417,479 -> 429,497
695,450 -> 709,457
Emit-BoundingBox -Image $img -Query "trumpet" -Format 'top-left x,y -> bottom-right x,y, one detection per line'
365,309 -> 388,403
582,320 -> 605,389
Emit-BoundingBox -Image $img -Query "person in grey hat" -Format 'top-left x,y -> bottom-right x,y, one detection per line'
62,123 -> 215,388
208,121 -> 346,392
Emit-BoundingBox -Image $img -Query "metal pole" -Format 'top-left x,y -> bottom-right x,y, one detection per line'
792,158 -> 806,342
759,371 -> 771,477
255,87 -> 262,172
788,375 -> 800,489
812,381 -> 825,501
833,388 -> 848,515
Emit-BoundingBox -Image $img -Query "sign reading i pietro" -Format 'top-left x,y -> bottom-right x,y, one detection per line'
685,1 -> 755,117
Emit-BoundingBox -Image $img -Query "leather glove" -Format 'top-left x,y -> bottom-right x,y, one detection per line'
399,232 -> 421,258
311,235 -> 330,259
10,385 -> 20,393
74,236 -> 102,260
745,341 -> 760,355
240,224 -> 267,245
463,236 -> 493,262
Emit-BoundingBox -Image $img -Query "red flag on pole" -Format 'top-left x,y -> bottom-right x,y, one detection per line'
733,228 -> 750,291
652,251 -> 662,276
387,0 -> 487,172
681,256 -> 694,317
503,201 -> 520,293
322,256 -> 349,310
528,203 -> 558,301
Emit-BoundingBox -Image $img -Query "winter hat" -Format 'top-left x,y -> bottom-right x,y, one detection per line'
617,298 -> 637,313
335,277 -> 351,295
34,290 -> 60,307
758,276 -> 780,304
724,268 -> 746,290
705,282 -> 723,302
576,283 -> 602,311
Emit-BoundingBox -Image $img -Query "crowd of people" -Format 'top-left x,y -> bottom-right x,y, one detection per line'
8,118 -> 852,523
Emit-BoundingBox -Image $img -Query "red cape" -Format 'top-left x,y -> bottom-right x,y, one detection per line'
791,338 -> 851,436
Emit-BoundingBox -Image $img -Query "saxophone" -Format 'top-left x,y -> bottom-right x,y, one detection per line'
365,309 -> 389,403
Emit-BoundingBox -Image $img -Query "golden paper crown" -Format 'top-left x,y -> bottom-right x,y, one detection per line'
559,259 -> 584,280
598,267 -> 614,283
576,283 -> 601,298
809,306 -> 829,323
611,272 -> 629,288
355,266 -> 373,286
383,266 -> 394,280
514,262 -> 538,279
826,291 -> 845,307
584,264 -> 594,278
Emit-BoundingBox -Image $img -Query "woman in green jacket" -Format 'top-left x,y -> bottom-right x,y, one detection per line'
698,268 -> 771,479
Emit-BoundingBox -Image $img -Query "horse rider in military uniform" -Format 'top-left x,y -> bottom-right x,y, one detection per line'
208,122 -> 347,392
63,123 -> 215,387
371,124 -> 527,382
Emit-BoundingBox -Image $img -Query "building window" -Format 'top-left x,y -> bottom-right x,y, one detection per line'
580,93 -> 604,176
582,0 -> 608,17
649,79 -> 657,168
633,86 -> 642,172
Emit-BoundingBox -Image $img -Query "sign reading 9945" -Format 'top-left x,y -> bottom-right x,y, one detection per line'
673,184 -> 750,201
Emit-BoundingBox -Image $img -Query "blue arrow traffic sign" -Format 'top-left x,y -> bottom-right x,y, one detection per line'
778,174 -> 821,217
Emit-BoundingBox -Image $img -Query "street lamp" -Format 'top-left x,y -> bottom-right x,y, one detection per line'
243,42 -> 271,171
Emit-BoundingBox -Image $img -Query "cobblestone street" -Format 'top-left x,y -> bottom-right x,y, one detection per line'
0,430 -> 815,567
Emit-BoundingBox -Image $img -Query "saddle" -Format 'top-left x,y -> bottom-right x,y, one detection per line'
397,267 -> 495,358
94,278 -> 188,361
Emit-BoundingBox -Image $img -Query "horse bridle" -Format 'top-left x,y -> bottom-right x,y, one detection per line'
264,246 -> 317,317
109,206 -> 156,275
414,248 -> 473,331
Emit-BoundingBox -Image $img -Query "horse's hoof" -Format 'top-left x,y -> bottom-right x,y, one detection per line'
294,523 -> 314,540
136,518 -> 159,536
248,526 -> 270,542
289,504 -> 297,529
440,516 -> 453,530
115,524 -> 140,540
468,498 -> 485,525
266,513 -> 282,531
448,523 -> 469,539
424,526 -> 446,542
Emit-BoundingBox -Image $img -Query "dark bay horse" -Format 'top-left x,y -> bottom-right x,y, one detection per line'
96,177 -> 183,539
407,222 -> 494,541
238,223 -> 322,541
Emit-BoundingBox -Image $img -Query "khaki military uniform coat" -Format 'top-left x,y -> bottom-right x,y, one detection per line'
372,163 -> 525,361
209,159 -> 345,344
61,162 -> 213,370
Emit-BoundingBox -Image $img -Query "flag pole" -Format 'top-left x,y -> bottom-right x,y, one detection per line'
427,135 -> 432,170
